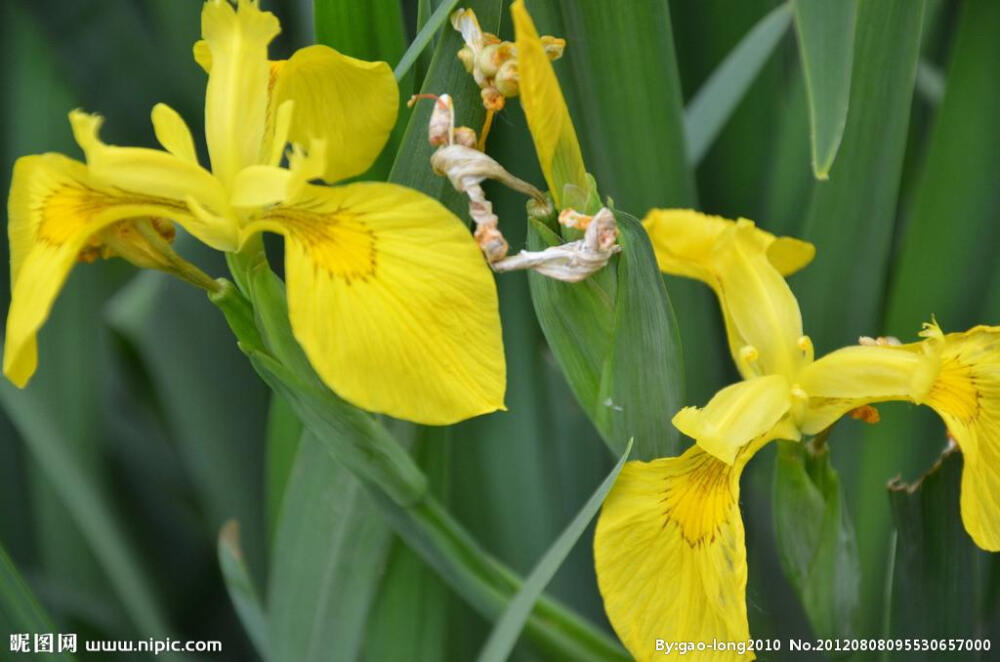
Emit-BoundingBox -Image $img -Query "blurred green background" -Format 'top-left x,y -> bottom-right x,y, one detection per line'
1,0 -> 998,660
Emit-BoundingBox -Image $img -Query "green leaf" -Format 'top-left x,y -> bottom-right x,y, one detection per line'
773,439 -> 860,640
527,0 -> 694,211
853,0 -> 995,629
796,0 -> 925,352
792,0 -> 858,178
246,349 -> 428,508
268,434 -> 392,662
477,440 -> 632,662
314,0 -> 406,64
0,540 -> 75,660
394,0 -> 462,81
265,393 -> 302,544
527,210 -> 684,460
313,0 -> 410,183
218,520 -> 269,661
369,492 -> 627,662
106,264 -> 270,579
887,448 -> 984,642
364,428 -> 454,662
882,0 -> 1000,336
388,0 -> 503,205
684,3 -> 793,166
0,380 -> 174,643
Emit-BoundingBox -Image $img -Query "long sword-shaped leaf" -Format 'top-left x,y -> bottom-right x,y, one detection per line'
887,448 -> 984,645
219,521 -> 269,661
527,210 -> 683,461
0,380 -> 173,644
314,0 -> 405,64
684,3 -> 793,166
0,541 -> 75,661
773,439 -> 860,640
796,0 -> 925,352
268,434 -> 392,662
792,0 -> 858,178
477,440 -> 632,662
857,0 -> 1000,632
394,0 -> 462,81
106,263 -> 269,578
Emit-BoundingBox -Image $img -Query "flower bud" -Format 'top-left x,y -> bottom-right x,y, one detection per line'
494,60 -> 519,98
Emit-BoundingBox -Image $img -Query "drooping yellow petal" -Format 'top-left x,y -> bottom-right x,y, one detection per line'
268,45 -> 398,184
594,446 -> 753,662
3,154 -> 198,386
201,0 -> 279,185
673,374 -> 795,464
642,208 -> 815,281
69,111 -> 235,251
511,0 -> 589,210
796,343 -> 936,435
240,181 -> 506,424
919,324 -> 1000,550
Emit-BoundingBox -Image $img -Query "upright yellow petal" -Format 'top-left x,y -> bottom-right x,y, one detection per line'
241,182 -> 506,424
595,446 -> 753,662
714,222 -> 806,378
201,0 -> 279,185
673,374 -> 795,464
642,209 -> 815,282
269,45 -> 398,183
69,111 -> 235,251
151,103 -> 198,163
642,210 -> 812,378
920,325 -> 1000,550
3,154 -> 199,386
511,0 -> 589,210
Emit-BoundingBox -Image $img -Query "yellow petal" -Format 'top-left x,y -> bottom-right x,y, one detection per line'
3,154 -> 197,386
193,39 -> 212,73
151,103 -> 198,163
796,343 -> 935,434
69,111 -> 236,251
241,181 -> 506,424
715,222 -> 807,378
511,0 -> 589,210
269,45 -> 398,184
920,325 -> 1000,550
230,139 -> 326,208
594,446 -> 753,662
642,208 -> 815,280
642,210 -> 811,378
767,236 -> 816,276
673,374 -> 794,464
201,0 -> 279,185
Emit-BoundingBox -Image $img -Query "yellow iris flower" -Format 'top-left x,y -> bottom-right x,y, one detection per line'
4,0 -> 505,425
594,209 -> 1000,660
